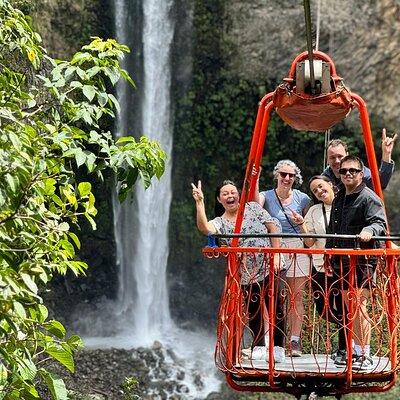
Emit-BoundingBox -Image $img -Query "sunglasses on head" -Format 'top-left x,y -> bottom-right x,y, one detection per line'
278,171 -> 296,179
338,167 -> 362,175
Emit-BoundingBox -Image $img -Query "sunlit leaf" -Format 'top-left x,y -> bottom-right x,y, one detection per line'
37,304 -> 49,323
21,273 -> 38,294
78,182 -> 92,197
67,335 -> 84,350
45,344 -> 74,372
68,232 -> 81,249
39,369 -> 68,400
13,301 -> 26,319
16,357 -> 37,381
82,85 -> 96,102
43,320 -> 66,339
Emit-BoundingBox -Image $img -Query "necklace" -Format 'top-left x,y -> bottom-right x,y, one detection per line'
275,189 -> 292,200
223,212 -> 237,223
277,194 -> 290,200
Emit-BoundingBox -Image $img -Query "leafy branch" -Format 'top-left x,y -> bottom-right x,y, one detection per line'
0,1 -> 165,398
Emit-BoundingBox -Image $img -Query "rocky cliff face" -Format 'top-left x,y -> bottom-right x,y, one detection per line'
224,0 -> 400,127
30,0 -> 112,59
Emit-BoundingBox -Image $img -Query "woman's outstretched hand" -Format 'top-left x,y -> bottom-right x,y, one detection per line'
191,180 -> 204,202
290,209 -> 305,226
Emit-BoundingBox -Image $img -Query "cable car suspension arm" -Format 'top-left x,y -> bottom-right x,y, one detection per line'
303,0 -> 316,94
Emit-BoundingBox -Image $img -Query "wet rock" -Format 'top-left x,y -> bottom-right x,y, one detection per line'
176,370 -> 185,380
41,342 -> 220,400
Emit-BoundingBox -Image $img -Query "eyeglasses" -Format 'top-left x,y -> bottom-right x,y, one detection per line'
338,167 -> 362,176
278,171 -> 296,179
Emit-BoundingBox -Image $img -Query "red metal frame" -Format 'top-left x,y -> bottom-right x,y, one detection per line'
205,51 -> 400,397
206,246 -> 400,396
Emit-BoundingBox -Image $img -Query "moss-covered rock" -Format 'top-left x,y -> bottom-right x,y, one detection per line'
29,0 -> 113,59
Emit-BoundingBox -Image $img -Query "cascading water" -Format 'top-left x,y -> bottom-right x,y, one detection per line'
113,0 -> 174,344
84,1 -> 221,397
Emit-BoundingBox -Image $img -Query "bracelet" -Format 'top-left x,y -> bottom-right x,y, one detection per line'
297,221 -> 305,226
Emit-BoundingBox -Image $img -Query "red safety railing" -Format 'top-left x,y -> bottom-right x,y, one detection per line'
204,243 -> 400,396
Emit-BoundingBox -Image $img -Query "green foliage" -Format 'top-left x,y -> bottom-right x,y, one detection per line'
121,376 -> 141,400
0,1 -> 166,398
67,392 -> 104,400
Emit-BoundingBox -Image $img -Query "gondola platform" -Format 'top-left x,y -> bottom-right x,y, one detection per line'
237,353 -> 391,374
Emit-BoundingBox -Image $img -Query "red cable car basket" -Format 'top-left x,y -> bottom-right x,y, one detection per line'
203,51 -> 400,398
204,246 -> 400,397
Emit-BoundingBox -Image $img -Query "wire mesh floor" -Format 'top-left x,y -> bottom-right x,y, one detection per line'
238,354 -> 391,373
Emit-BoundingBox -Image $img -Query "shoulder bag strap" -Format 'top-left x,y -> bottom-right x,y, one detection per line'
274,189 -> 299,233
321,204 -> 329,232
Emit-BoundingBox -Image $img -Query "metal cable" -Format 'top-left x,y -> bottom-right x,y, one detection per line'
303,0 -> 316,93
315,0 -> 321,51
323,129 -> 331,168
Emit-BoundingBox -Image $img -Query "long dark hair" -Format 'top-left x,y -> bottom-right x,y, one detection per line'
214,180 -> 237,217
308,175 -> 332,204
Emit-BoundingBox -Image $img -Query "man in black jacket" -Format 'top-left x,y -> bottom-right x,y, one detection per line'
326,155 -> 387,371
322,128 -> 397,193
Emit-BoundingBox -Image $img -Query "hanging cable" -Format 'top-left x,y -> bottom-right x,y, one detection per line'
303,0 -> 316,94
315,0 -> 321,51
315,0 -> 327,171
323,129 -> 331,168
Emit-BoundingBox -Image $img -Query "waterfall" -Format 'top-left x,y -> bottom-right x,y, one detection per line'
113,0 -> 174,344
85,1 -> 221,397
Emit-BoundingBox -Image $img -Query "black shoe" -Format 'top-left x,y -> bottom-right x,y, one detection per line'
332,349 -> 358,367
352,355 -> 374,371
331,349 -> 347,366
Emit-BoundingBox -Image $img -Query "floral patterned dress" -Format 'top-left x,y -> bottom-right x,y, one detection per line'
210,202 -> 281,285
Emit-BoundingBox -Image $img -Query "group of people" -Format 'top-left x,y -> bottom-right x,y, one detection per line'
191,129 -> 397,371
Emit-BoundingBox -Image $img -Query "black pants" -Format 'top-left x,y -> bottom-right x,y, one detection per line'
242,272 -> 286,348
311,267 -> 346,351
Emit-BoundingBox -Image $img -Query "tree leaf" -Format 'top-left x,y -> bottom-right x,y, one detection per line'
45,344 -> 74,372
82,85 -> 96,102
78,182 -> 92,197
43,320 -> 66,339
21,273 -> 38,294
37,304 -> 49,323
68,232 -> 81,249
97,91 -> 108,106
16,356 -> 37,381
13,301 -> 26,319
67,335 -> 84,350
39,369 -> 68,400
73,148 -> 87,168
44,178 -> 57,196
59,239 -> 75,258
5,174 -> 17,193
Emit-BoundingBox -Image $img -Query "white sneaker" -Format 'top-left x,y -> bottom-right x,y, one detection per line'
352,355 -> 374,371
241,347 -> 252,357
249,346 -> 267,360
272,346 -> 286,363
241,344 -> 269,358
242,346 -> 285,363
